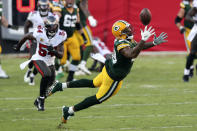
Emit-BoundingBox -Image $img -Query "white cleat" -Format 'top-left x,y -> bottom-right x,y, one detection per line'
78,64 -> 92,75
0,73 -> 9,79
75,70 -> 86,76
24,71 -> 31,83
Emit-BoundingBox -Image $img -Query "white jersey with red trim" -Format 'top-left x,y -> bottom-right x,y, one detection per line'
31,25 -> 67,66
27,11 -> 59,28
92,38 -> 111,56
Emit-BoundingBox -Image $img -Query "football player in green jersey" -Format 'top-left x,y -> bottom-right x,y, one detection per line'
75,0 -> 97,75
0,0 -> 18,79
175,0 -> 195,80
182,0 -> 197,82
53,0 -> 87,81
46,20 -> 168,124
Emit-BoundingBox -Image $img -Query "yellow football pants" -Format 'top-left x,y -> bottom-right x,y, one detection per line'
184,27 -> 191,52
75,25 -> 93,47
93,66 -> 123,103
0,45 -> 2,54
60,33 -> 81,65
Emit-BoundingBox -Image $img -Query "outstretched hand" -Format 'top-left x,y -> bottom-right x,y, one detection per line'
153,32 -> 168,45
141,26 -> 155,41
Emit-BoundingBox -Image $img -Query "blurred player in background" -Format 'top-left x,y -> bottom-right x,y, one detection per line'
0,0 -> 18,78
14,16 -> 66,111
47,20 -> 168,123
174,0 -> 194,81
88,37 -> 111,72
183,0 -> 197,82
175,0 -> 193,52
75,0 -> 97,75
52,0 -> 87,82
23,0 -> 59,85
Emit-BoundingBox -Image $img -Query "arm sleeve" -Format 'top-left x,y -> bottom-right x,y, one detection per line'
27,12 -> 34,22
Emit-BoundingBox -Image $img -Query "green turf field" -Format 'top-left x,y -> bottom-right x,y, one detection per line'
1,53 -> 197,131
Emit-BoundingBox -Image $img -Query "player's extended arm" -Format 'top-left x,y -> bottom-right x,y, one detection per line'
143,32 -> 168,50
185,7 -> 197,23
80,0 -> 90,17
47,42 -> 64,59
120,40 -> 146,59
120,26 -> 154,59
24,20 -> 33,34
13,32 -> 36,51
1,16 -> 19,30
80,0 -> 97,27
76,10 -> 87,44
175,8 -> 185,34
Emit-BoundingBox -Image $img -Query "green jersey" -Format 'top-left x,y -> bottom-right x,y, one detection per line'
59,8 -> 78,38
180,1 -> 194,29
0,1 -> 2,21
105,39 -> 137,81
76,0 -> 87,27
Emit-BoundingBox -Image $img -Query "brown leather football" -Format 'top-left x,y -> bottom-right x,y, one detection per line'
140,8 -> 152,25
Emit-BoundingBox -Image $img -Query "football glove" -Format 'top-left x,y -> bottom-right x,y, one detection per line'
88,16 -> 97,27
47,46 -> 56,53
8,24 -> 19,30
153,32 -> 168,45
140,26 -> 155,41
179,26 -> 185,34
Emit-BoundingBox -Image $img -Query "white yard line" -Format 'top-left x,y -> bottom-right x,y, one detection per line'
1,101 -> 197,111
1,89 -> 196,101
0,115 -> 196,130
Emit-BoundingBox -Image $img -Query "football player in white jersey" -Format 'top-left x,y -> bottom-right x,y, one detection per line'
23,0 -> 59,85
14,16 -> 67,111
183,0 -> 197,82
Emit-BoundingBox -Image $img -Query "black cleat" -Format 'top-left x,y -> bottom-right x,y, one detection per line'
183,75 -> 189,82
34,97 -> 45,111
196,64 -> 197,76
189,68 -> 194,78
61,106 -> 74,123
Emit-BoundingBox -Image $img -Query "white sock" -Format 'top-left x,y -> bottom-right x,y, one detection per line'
39,96 -> 45,99
30,72 -> 34,78
190,65 -> 194,70
68,106 -> 74,114
80,61 -> 86,66
184,69 -> 190,75
62,83 -> 67,89
69,64 -> 78,72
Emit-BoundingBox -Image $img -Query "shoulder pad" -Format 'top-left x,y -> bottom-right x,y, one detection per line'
52,6 -> 62,12
180,2 -> 186,9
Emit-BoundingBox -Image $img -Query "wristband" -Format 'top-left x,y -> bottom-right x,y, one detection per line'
7,24 -> 12,28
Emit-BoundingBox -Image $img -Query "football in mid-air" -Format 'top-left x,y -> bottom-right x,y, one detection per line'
139,8 -> 152,25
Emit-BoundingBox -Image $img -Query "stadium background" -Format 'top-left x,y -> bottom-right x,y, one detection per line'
1,0 -> 185,52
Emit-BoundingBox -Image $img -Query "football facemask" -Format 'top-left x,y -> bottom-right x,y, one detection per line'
38,0 -> 49,16
44,16 -> 58,39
